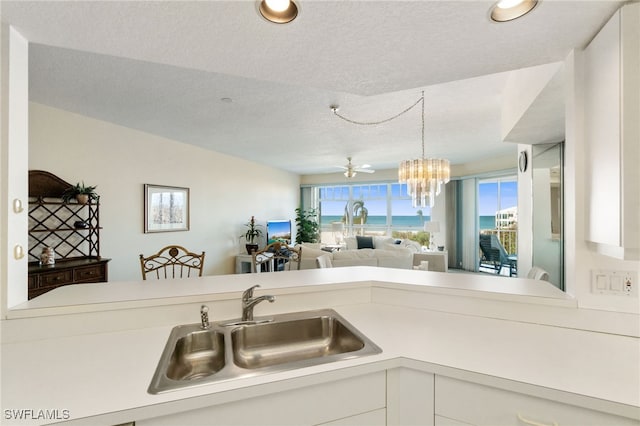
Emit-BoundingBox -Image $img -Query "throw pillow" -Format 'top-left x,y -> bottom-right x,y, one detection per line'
356,235 -> 374,249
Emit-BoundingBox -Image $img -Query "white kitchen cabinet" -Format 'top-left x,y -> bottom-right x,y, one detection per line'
584,3 -> 640,260
136,371 -> 386,426
317,408 -> 386,426
435,376 -> 639,426
435,415 -> 473,426
387,367 -> 435,426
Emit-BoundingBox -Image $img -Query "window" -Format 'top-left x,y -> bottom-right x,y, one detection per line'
309,182 -> 432,244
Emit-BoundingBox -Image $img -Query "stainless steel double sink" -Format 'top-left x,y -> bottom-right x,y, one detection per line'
148,309 -> 382,394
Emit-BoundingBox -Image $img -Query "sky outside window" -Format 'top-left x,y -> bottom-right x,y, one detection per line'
479,180 -> 517,216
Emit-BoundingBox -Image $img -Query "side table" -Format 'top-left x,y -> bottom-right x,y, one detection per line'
235,254 -> 253,274
413,251 -> 448,272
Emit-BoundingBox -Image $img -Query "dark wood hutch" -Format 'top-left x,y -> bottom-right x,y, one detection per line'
28,170 -> 110,299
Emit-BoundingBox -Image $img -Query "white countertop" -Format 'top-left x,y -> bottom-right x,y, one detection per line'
2,301 -> 639,424
10,267 -> 575,317
2,270 -> 638,424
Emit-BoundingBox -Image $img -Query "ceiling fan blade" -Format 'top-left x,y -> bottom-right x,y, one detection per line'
355,168 -> 375,173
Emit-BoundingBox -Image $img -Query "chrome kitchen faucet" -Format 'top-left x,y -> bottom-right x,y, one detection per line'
242,284 -> 275,321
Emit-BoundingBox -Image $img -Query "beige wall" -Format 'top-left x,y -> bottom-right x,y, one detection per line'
29,103 -> 300,281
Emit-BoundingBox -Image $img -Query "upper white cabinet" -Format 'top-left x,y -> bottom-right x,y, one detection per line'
584,3 -> 639,260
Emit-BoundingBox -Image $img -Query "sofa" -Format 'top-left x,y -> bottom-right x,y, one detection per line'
299,235 -> 448,272
299,236 -> 421,271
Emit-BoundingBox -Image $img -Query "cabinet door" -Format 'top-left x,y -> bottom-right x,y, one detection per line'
434,415 -> 474,426
137,371 -> 386,426
318,408 -> 386,426
584,7 -> 622,247
584,3 -> 640,257
435,376 -> 638,426
387,367 -> 435,426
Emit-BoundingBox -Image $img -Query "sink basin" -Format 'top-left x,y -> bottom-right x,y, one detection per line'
148,309 -> 381,394
166,329 -> 226,380
231,315 -> 365,369
148,324 -> 226,393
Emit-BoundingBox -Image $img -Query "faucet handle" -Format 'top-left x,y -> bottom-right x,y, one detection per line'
242,284 -> 261,301
200,304 -> 210,329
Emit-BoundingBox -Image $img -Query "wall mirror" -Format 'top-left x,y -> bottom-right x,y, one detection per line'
532,142 -> 564,289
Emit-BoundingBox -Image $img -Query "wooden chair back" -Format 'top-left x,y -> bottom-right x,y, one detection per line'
251,241 -> 301,273
316,254 -> 333,269
139,245 -> 205,280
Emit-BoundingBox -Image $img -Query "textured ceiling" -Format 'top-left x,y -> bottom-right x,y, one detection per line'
0,1 -> 623,175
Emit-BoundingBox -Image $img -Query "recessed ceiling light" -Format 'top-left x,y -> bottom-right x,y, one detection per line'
258,0 -> 298,24
490,0 -> 538,22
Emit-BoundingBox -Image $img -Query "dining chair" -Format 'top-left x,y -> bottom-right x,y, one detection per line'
251,241 -> 301,273
139,245 -> 205,280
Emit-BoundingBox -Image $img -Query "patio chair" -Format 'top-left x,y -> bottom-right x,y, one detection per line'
251,241 -> 302,273
479,234 -> 517,277
527,266 -> 549,281
139,245 -> 205,280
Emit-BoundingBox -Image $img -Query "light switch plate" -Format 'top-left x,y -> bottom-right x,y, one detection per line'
591,270 -> 638,296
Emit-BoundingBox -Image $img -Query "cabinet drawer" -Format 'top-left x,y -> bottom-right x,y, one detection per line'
39,270 -> 74,288
435,376 -> 638,426
28,275 -> 39,290
74,265 -> 105,282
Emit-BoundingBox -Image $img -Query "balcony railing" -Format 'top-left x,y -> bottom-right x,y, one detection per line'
480,228 -> 517,255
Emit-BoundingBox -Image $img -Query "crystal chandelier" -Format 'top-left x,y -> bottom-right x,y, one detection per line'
398,92 -> 450,208
331,91 -> 450,208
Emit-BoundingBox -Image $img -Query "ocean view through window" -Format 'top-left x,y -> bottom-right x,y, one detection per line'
312,183 -> 433,244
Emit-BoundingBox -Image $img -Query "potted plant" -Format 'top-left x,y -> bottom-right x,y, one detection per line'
61,182 -> 99,204
242,216 -> 263,254
295,207 -> 319,244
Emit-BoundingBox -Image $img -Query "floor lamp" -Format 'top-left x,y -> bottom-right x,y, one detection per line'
423,221 -> 440,251
331,222 -> 345,245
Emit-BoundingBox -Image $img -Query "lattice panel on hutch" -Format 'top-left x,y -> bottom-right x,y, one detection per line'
27,170 -> 109,300
28,197 -> 100,261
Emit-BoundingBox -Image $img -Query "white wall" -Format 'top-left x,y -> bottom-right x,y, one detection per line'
29,103 -> 300,281
501,62 -> 563,141
532,167 -> 561,286
1,25 -> 29,313
516,145 -> 533,279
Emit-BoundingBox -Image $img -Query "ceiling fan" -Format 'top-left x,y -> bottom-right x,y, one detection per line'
338,157 -> 375,178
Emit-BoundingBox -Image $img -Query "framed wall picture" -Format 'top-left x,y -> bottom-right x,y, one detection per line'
144,184 -> 190,233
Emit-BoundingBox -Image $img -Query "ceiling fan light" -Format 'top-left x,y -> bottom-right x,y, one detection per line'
258,0 -> 298,24
490,0 -> 538,22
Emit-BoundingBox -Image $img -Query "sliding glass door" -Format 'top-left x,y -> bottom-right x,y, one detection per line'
478,176 -> 518,276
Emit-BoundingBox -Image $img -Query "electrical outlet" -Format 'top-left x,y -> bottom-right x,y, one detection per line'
592,270 -> 638,296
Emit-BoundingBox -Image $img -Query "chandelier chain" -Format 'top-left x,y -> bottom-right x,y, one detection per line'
331,90 -> 448,208
332,95 -> 423,127
420,90 -> 425,159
